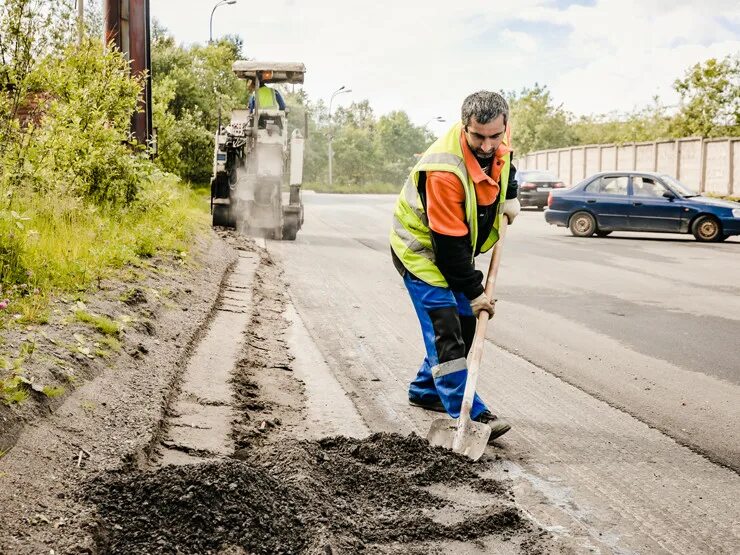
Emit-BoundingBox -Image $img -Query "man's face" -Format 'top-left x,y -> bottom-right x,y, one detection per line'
464,115 -> 506,159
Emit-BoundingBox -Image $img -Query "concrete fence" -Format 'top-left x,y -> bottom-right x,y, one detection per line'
516,137 -> 740,196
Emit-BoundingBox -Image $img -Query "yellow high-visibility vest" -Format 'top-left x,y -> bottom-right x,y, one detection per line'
389,121 -> 510,287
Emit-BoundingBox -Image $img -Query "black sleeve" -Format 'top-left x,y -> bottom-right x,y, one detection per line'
431,231 -> 484,300
506,160 -> 518,200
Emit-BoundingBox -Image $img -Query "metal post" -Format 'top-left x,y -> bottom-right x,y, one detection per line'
77,0 -> 84,44
674,139 -> 681,179
328,85 -> 351,186
210,1 -> 236,44
653,142 -> 658,172
728,139 -> 734,196
104,0 -> 152,149
700,138 -> 707,193
632,143 -> 637,170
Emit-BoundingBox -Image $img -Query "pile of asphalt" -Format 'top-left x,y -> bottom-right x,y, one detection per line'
87,433 -> 531,554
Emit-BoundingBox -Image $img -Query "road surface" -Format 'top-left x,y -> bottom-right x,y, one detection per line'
269,192 -> 740,554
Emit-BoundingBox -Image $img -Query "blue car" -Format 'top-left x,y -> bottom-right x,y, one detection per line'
545,171 -> 740,242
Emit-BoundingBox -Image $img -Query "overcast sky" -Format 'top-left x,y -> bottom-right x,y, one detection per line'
150,0 -> 740,134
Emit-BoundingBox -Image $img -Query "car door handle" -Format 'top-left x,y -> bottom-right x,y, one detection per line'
587,199 -> 597,204
633,202 -> 643,206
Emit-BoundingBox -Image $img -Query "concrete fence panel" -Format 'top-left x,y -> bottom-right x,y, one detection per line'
601,146 -> 617,171
617,145 -> 634,171
585,147 -> 600,175
559,150 -> 571,184
636,144 -> 654,171
518,136 -> 737,196
656,142 -> 676,175
678,139 -> 702,188
704,141 -> 730,194
572,148 -> 585,183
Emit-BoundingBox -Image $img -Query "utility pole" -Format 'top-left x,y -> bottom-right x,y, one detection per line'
103,0 -> 153,151
77,0 -> 84,44
328,85 -> 351,187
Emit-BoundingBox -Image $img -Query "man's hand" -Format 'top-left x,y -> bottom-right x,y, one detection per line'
503,198 -> 521,224
470,293 -> 495,318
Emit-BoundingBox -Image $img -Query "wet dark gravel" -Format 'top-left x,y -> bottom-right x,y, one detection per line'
87,433 -> 534,554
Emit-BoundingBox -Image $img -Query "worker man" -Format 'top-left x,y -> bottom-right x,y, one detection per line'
389,90 -> 520,441
248,73 -> 286,112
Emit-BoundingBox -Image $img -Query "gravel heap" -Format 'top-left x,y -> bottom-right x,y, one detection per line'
87,433 -> 530,554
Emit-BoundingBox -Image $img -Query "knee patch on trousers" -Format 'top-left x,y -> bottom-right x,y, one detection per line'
428,306 -> 465,364
459,314 -> 476,356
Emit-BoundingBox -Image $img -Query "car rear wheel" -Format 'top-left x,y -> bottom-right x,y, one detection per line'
595,230 -> 612,237
692,215 -> 722,242
569,211 -> 596,237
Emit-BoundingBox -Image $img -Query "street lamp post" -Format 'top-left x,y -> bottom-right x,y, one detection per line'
423,116 -> 446,127
328,85 -> 351,187
209,0 -> 237,44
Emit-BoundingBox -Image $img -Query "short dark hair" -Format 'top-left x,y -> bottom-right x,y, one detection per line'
461,91 -> 508,127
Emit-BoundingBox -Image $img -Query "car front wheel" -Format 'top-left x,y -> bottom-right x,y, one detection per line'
569,211 -> 596,237
692,215 -> 722,242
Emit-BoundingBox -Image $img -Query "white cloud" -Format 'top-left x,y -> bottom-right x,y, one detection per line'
150,0 -> 740,131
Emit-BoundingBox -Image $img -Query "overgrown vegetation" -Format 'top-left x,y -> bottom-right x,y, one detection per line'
0,1 -> 208,398
0,1 -> 208,324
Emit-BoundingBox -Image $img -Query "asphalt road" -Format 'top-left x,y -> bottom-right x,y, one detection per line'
269,192 -> 740,553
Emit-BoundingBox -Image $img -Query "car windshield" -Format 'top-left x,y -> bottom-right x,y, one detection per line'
520,171 -> 557,182
661,175 -> 698,197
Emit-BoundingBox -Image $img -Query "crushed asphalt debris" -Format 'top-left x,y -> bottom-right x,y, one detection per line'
86,432 -> 536,554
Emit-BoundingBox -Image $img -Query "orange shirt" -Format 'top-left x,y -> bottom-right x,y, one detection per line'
426,129 -> 511,236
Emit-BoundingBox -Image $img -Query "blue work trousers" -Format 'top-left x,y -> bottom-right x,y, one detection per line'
403,272 -> 488,420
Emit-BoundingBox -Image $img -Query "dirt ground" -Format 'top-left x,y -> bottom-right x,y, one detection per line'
0,230 -> 556,554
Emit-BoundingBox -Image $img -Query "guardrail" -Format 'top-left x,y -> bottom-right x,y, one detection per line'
515,137 -> 739,195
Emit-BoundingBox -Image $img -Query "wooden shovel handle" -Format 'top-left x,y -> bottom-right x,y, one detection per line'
456,216 -> 509,430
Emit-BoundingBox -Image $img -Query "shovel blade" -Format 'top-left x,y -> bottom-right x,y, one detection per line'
427,417 -> 492,461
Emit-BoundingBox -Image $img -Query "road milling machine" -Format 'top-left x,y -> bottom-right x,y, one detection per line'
210,61 -> 306,240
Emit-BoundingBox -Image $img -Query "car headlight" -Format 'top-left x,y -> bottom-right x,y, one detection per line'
733,209 -> 740,218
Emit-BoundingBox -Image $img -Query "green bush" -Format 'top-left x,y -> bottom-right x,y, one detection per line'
5,38 -> 152,206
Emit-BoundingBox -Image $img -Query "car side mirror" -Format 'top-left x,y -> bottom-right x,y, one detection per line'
662,191 -> 676,200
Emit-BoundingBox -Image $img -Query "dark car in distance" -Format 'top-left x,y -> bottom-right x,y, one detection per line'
517,170 -> 566,210
545,171 -> 740,242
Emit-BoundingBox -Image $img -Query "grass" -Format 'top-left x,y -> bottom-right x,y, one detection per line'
75,310 -> 120,336
0,174 -> 209,327
302,182 -> 401,194
98,335 -> 122,352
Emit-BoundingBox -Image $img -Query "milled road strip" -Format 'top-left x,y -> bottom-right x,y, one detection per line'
284,303 -> 370,440
160,251 -> 259,465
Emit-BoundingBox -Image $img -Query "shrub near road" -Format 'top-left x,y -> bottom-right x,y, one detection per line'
0,13 -> 209,404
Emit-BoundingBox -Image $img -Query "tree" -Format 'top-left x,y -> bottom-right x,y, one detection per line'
572,97 -> 673,145
506,84 -> 576,155
670,54 -> 740,138
150,25 -> 245,182
374,111 -> 432,184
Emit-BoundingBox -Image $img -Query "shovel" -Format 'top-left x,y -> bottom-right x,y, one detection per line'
427,216 -> 510,460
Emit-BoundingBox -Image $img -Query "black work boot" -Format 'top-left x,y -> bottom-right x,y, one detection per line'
474,410 -> 511,441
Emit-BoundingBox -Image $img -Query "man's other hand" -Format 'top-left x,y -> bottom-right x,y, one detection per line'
503,198 -> 521,224
470,293 -> 495,318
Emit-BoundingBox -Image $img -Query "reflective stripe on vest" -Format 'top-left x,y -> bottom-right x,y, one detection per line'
256,86 -> 278,110
390,121 -> 510,287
